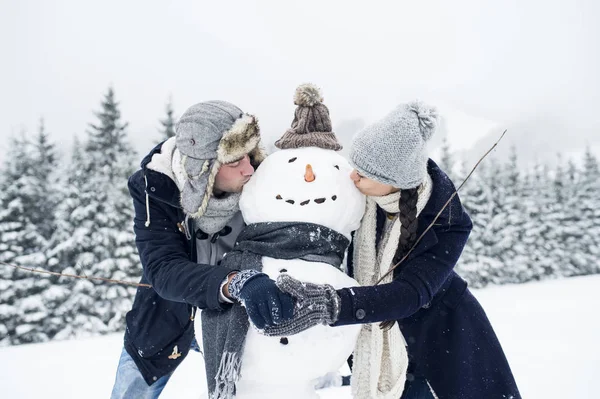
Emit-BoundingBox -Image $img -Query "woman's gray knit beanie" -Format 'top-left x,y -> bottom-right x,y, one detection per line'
349,101 -> 438,189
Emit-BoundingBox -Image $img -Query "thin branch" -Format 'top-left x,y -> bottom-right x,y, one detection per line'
2,130 -> 506,292
0,261 -> 152,288
375,129 -> 507,285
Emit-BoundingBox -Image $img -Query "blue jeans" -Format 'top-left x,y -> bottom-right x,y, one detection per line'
111,339 -> 201,399
110,347 -> 172,399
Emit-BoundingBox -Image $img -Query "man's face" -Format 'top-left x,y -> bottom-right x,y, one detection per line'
214,154 -> 255,194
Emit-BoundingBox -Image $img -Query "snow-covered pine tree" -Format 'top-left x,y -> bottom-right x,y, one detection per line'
45,136 -> 97,340
84,87 -> 140,332
546,154 -> 582,277
437,136 -> 458,183
29,119 -> 59,241
437,138 -> 496,286
47,136 -> 87,272
520,160 -> 560,281
16,120 -> 65,344
455,159 -> 498,287
560,157 -> 589,274
158,96 -> 176,142
471,157 -> 517,285
0,133 -> 51,345
574,146 -> 600,274
566,158 -> 578,184
48,87 -> 140,339
490,147 -> 528,283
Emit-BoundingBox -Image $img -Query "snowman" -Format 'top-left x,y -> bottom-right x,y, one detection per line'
199,84 -> 365,399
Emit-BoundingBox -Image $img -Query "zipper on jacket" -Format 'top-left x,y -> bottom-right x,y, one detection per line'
209,236 -> 217,265
187,216 -> 198,322
187,215 -> 197,262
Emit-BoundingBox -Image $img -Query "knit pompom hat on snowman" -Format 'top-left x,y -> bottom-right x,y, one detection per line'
275,83 -> 343,151
349,101 -> 438,189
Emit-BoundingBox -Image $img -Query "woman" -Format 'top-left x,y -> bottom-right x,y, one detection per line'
264,101 -> 521,399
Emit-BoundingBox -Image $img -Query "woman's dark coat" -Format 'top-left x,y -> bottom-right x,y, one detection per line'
335,159 -> 521,399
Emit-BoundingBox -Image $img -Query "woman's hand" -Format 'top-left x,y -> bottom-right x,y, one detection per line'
261,274 -> 341,336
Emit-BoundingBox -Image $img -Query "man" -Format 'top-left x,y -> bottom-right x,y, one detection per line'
111,101 -> 294,398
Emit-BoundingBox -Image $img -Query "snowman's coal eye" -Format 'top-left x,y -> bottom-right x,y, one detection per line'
288,157 -> 297,163
334,165 -> 339,170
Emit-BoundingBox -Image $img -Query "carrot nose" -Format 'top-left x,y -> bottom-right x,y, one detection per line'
304,164 -> 316,182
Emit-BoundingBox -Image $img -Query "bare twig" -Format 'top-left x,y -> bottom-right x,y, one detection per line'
375,129 -> 507,285
2,130 -> 506,292
0,261 -> 152,288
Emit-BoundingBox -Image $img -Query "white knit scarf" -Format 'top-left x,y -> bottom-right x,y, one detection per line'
351,173 -> 433,399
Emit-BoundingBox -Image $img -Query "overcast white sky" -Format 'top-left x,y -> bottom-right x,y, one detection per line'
1,0 -> 599,163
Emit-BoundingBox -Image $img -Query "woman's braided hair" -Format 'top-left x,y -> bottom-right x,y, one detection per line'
394,187 -> 420,265
380,186 -> 420,331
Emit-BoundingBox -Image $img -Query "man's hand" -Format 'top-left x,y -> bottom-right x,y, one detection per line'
227,270 -> 295,329
261,274 -> 341,337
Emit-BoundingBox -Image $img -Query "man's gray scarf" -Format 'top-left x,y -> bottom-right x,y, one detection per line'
201,222 -> 350,399
170,145 -> 241,235
194,192 -> 241,234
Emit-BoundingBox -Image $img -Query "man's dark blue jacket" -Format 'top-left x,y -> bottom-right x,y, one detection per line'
124,143 -> 236,385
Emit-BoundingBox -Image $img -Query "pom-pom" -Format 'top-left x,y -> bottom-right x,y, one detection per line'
407,101 -> 438,141
294,83 -> 323,107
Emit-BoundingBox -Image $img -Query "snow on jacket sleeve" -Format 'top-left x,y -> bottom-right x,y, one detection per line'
335,194 -> 473,325
128,171 -> 234,311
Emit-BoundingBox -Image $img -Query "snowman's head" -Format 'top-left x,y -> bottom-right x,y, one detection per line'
239,147 -> 366,237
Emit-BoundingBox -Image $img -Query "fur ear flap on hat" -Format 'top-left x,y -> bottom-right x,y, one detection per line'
407,101 -> 438,141
217,114 -> 266,164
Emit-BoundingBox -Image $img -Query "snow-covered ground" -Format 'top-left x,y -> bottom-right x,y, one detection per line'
1,275 -> 599,398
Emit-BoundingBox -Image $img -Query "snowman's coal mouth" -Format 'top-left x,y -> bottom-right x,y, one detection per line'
276,195 -> 337,205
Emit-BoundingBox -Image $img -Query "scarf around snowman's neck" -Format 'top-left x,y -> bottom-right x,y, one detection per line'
201,221 -> 350,399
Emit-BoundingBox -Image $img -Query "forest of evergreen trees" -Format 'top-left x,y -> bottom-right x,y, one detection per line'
0,88 -> 175,346
0,87 -> 598,346
438,139 -> 600,288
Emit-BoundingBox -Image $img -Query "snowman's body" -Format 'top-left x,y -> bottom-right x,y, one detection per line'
235,258 -> 360,399
229,147 -> 365,398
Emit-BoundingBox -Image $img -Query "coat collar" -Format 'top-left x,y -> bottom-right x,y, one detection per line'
140,140 -> 182,209
419,158 -> 454,221
140,140 -> 166,170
